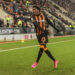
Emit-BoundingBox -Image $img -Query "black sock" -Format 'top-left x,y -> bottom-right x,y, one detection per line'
45,50 -> 55,61
36,48 -> 43,63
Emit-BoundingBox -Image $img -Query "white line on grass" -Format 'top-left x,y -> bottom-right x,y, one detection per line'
0,39 -> 75,53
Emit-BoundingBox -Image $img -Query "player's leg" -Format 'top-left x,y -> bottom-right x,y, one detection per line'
36,48 -> 43,63
41,36 -> 55,61
44,44 -> 55,61
32,35 -> 44,68
32,47 -> 43,68
36,36 -> 44,63
43,44 -> 58,68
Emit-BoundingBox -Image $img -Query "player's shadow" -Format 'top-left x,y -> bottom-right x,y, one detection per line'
45,68 -> 59,74
32,67 -> 60,75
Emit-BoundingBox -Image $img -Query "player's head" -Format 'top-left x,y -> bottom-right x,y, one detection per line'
32,6 -> 40,15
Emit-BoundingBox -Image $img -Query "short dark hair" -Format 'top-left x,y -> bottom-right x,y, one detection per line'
33,6 -> 40,11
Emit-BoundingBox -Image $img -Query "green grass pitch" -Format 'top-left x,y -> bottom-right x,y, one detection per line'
0,36 -> 75,75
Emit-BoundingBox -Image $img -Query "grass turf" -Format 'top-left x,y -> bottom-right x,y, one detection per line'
0,36 -> 75,75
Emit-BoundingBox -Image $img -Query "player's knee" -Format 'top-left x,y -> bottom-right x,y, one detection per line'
44,48 -> 48,51
40,49 -> 43,54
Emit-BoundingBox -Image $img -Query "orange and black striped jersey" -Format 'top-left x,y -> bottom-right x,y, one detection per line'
35,13 -> 46,35
32,13 -> 47,36
31,13 -> 59,36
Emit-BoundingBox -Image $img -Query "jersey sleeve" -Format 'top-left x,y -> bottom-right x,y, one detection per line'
44,14 -> 61,32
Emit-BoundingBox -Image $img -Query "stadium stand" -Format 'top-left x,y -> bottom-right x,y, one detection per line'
52,0 -> 75,21
0,0 -> 75,35
0,0 -> 32,28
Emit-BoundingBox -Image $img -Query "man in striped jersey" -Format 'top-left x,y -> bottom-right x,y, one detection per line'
31,6 -> 59,69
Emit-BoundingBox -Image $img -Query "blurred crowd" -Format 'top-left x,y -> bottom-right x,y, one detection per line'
44,0 -> 75,29
0,0 -> 75,30
47,2 -> 71,25
52,0 -> 75,20
52,0 -> 75,12
0,0 -> 48,28
0,0 -> 33,28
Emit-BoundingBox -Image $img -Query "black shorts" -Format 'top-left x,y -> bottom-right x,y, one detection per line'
37,34 -> 48,44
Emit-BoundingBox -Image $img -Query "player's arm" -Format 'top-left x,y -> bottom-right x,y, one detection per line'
45,15 -> 62,32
